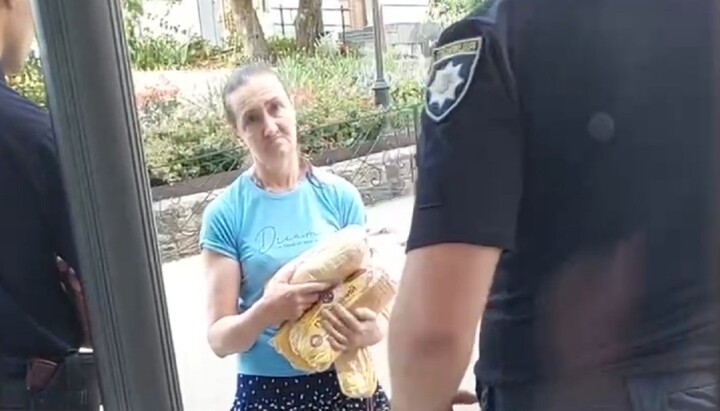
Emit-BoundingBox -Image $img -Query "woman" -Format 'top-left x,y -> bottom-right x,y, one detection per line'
199,62 -> 391,411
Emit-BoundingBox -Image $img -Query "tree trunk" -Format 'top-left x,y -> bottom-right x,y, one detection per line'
230,0 -> 271,59
294,0 -> 324,51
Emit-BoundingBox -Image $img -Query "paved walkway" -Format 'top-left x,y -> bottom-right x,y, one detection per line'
161,195 -> 480,410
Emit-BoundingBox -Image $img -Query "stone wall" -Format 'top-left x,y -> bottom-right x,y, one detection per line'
153,145 -> 416,262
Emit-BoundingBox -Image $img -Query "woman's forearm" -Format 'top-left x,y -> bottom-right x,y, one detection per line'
208,301 -> 272,358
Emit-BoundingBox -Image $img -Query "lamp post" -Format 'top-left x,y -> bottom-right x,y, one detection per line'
370,0 -> 390,107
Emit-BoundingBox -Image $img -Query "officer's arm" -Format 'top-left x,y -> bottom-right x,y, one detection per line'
51,161 -> 82,274
37,125 -> 82,275
388,18 -> 523,411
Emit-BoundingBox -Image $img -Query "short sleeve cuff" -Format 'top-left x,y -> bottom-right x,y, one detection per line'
200,240 -> 239,261
405,204 -> 516,253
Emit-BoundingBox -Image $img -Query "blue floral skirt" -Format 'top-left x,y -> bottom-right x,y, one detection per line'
231,370 -> 391,411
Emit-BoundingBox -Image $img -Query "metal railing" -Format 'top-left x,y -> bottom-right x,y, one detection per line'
273,5 -> 351,43
151,104 -> 421,262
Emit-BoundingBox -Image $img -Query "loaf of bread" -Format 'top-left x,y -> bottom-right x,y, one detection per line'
269,225 -> 396,398
287,267 -> 395,371
287,224 -> 369,285
271,272 -> 369,373
335,348 -> 378,398
332,268 -> 395,398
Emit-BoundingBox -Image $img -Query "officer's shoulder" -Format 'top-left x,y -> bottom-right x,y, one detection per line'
423,0 -> 517,123
0,81 -> 54,153
434,0 -> 513,46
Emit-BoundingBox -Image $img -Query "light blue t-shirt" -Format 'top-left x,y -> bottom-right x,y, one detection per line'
199,167 -> 366,377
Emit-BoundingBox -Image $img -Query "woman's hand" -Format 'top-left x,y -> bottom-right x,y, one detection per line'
321,305 -> 384,351
258,263 -> 330,327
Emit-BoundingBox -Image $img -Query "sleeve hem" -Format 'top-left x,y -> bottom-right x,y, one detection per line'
405,232 -> 514,253
405,205 -> 516,253
200,241 -> 239,261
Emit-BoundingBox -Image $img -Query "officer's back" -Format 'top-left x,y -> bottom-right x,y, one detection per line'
0,1 -> 90,409
0,69 -> 82,359
474,0 -> 718,405
395,0 -> 719,409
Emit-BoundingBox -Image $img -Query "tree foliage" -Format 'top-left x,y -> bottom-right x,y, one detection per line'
428,0 -> 486,27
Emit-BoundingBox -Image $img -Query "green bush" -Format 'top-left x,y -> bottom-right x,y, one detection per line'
7,54 -> 46,108
7,44 -> 424,186
391,77 -> 424,107
137,51 -> 423,184
137,83 -> 246,185
129,34 -> 225,71
267,36 -> 303,60
428,0 -> 486,26
276,53 -> 390,153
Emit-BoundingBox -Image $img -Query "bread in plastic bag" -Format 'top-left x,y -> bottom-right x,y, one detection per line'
286,224 -> 369,285
335,348 -> 379,398
268,225 -> 396,397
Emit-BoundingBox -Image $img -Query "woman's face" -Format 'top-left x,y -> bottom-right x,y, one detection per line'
228,73 -> 298,163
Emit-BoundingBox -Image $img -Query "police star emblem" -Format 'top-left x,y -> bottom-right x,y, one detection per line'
424,37 -> 483,122
428,61 -> 464,108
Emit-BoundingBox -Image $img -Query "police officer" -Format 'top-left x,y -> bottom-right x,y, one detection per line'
388,0 -> 718,410
0,0 -> 99,409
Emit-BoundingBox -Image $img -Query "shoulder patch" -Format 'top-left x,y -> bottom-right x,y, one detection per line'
424,37 -> 483,122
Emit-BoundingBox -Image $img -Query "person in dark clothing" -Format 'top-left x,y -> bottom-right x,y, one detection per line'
388,1 -> 719,410
0,0 -> 98,409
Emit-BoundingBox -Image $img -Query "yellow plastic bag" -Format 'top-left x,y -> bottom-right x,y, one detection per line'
285,224 -> 369,285
268,226 -> 396,398
288,268 -> 395,370
272,268 -> 395,397
335,348 -> 379,398
270,272 -> 368,373
334,267 -> 396,398
268,225 -> 370,372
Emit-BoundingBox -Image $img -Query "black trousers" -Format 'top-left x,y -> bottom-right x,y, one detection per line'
0,353 -> 101,411
479,368 -> 718,411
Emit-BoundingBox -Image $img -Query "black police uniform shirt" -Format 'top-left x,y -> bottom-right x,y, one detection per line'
0,65 -> 82,369
406,0 -> 718,384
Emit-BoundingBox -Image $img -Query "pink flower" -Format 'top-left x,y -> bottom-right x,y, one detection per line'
135,78 -> 180,109
292,87 -> 314,106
